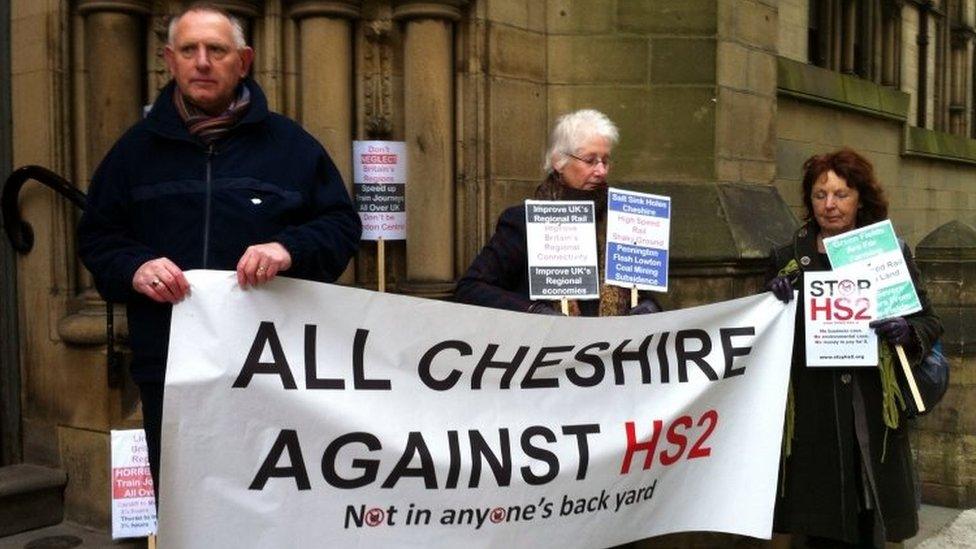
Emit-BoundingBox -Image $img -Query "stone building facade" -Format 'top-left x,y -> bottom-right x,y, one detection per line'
1,0 -> 974,535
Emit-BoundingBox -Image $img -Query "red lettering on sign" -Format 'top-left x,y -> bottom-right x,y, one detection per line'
360,154 -> 397,164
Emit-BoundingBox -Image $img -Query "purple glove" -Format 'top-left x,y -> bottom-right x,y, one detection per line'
628,298 -> 662,316
869,317 -> 912,346
766,275 -> 794,303
527,302 -> 563,316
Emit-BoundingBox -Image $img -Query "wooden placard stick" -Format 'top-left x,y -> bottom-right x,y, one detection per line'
895,344 -> 925,413
148,534 -> 157,549
377,237 -> 385,293
560,297 -> 569,316
631,285 -> 638,308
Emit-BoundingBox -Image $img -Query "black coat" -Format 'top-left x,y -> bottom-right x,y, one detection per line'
78,79 -> 361,382
770,222 -> 943,545
455,205 -> 538,312
455,204 -> 653,317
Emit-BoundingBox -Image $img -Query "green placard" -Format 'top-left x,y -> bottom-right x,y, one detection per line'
823,220 -> 922,319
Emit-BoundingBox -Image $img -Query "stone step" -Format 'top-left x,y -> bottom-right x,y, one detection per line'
0,464 -> 67,537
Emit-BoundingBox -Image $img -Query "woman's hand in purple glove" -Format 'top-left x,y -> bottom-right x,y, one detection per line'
766,276 -> 794,303
868,317 -> 912,346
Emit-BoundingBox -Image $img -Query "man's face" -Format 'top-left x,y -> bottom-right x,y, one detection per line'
164,10 -> 254,114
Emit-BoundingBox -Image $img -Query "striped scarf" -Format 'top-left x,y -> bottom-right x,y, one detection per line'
173,85 -> 251,145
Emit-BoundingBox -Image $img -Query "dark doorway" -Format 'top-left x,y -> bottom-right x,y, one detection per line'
0,0 -> 22,466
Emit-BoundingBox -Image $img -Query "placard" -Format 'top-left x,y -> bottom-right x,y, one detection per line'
159,270 -> 797,549
605,188 -> 671,292
354,141 -> 406,240
524,200 -> 599,299
822,220 -> 921,319
111,429 -> 157,539
803,270 -> 878,367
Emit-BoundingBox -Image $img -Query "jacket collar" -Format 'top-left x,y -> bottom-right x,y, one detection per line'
145,77 -> 269,143
792,220 -> 830,271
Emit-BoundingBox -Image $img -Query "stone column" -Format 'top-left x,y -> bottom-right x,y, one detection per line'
63,0 -> 150,344
289,0 -> 360,284
393,0 -> 466,299
78,0 -> 150,180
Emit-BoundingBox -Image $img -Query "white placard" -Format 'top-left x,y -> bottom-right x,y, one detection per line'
354,141 -> 406,241
803,270 -> 878,367
524,200 -> 600,299
110,429 -> 157,539
822,220 -> 921,319
159,270 -> 797,549
605,188 -> 671,292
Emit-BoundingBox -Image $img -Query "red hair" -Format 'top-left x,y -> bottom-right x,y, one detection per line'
801,148 -> 888,227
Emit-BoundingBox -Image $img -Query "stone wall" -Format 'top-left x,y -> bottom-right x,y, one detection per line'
776,58 -> 976,248
913,221 -> 976,507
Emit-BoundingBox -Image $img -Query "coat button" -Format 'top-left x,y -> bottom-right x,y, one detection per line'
800,256 -> 811,266
841,373 -> 852,384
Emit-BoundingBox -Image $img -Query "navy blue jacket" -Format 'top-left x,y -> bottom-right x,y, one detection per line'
78,79 -> 361,382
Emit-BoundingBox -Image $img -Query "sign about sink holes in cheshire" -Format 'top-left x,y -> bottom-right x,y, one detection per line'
524,200 -> 599,300
159,270 -> 797,549
354,141 -> 406,241
605,188 -> 671,293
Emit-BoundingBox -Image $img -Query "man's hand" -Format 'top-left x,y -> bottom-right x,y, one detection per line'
236,242 -> 292,287
132,258 -> 190,303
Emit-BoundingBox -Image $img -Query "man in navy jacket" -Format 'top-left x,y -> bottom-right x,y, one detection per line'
78,4 -> 361,494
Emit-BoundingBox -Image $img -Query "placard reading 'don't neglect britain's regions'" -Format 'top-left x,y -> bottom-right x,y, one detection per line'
803,269 -> 878,367
605,188 -> 671,292
823,219 -> 921,320
111,429 -> 157,539
354,141 -> 406,241
525,200 -> 600,300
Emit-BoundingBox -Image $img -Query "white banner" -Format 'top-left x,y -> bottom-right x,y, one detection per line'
160,271 -> 796,549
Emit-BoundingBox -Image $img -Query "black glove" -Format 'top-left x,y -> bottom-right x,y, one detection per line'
766,276 -> 794,303
527,302 -> 563,316
869,317 -> 912,346
628,298 -> 661,316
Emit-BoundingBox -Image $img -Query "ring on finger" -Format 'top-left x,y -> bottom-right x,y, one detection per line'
257,266 -> 267,274
150,278 -> 162,288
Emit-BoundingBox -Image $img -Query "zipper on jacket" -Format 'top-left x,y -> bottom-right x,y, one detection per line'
202,144 -> 214,268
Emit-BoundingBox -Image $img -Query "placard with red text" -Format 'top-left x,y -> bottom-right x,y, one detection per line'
354,141 -> 406,240
803,270 -> 878,367
110,429 -> 157,539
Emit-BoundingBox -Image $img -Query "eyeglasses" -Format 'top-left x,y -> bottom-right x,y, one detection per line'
566,153 -> 611,169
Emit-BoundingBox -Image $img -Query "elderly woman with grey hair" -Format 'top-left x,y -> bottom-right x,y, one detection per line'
455,109 -> 661,316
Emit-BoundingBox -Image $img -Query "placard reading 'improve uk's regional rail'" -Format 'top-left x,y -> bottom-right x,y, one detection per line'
822,220 -> 921,319
354,141 -> 406,240
605,188 -> 671,292
524,200 -> 600,300
110,429 -> 157,539
158,270 -> 796,549
803,270 -> 878,367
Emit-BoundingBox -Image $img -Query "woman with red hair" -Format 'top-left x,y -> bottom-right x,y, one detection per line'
766,148 -> 942,547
